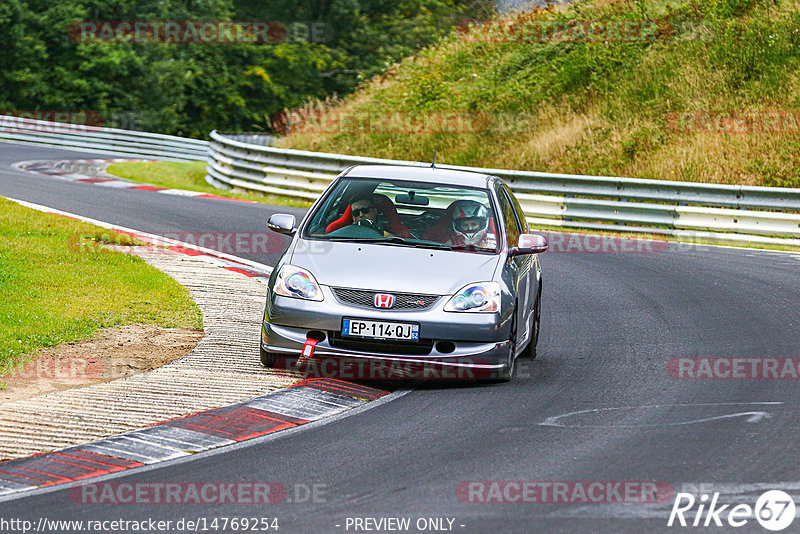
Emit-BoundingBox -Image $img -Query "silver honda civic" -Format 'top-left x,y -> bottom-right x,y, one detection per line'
261,164 -> 547,382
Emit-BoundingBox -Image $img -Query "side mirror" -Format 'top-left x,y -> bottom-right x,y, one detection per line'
510,233 -> 548,256
267,213 -> 296,236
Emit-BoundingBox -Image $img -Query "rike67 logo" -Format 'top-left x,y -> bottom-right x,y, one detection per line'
668,489 -> 795,531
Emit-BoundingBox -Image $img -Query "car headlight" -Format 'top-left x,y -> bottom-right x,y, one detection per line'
274,265 -> 323,301
444,282 -> 500,313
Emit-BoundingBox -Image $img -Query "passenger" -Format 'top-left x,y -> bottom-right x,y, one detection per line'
447,200 -> 496,249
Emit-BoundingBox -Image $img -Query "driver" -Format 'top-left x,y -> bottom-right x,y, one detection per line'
350,196 -> 395,237
448,200 -> 495,249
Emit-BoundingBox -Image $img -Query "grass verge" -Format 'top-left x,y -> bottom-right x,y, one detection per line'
0,197 -> 203,380
106,160 -> 312,208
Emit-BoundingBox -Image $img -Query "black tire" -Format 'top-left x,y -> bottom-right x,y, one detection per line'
260,345 -> 278,368
522,285 -> 542,360
493,310 -> 517,383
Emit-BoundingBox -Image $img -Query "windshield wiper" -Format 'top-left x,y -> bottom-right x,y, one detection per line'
323,236 -> 402,243
447,244 -> 494,252
404,241 -> 455,251
324,236 -> 455,250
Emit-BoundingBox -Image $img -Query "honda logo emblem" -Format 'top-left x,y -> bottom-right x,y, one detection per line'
374,293 -> 395,308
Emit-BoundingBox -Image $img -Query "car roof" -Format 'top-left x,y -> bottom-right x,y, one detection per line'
341,165 -> 494,188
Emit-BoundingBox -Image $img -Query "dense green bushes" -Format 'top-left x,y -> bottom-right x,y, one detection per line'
0,0 -> 492,137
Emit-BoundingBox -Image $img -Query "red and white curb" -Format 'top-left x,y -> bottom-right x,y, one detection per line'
0,379 -> 390,498
13,159 -> 257,204
0,195 -> 396,499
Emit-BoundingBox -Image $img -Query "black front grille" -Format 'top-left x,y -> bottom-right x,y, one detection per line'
332,287 -> 440,311
329,332 -> 434,355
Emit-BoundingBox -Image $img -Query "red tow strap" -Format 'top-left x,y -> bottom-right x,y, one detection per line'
301,338 -> 318,359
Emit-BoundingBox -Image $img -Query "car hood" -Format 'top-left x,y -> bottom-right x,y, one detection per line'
289,239 -> 502,295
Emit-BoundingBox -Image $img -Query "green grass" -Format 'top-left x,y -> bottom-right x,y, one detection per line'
0,197 -> 203,378
278,0 -> 800,188
106,161 -> 312,208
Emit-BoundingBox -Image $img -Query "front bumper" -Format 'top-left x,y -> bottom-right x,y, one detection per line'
261,286 -> 512,379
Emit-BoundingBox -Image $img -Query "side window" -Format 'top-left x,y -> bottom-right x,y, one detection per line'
503,185 -> 529,233
496,188 -> 520,248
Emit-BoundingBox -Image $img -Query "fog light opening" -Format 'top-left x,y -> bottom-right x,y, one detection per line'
435,341 -> 455,354
306,330 -> 326,342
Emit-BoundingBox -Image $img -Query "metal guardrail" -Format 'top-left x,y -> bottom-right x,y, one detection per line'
2,117 -> 795,245
0,115 -> 208,161
217,132 -> 274,147
206,131 -> 800,245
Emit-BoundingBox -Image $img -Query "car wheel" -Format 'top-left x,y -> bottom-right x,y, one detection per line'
260,345 -> 278,368
493,311 -> 517,383
522,285 -> 542,360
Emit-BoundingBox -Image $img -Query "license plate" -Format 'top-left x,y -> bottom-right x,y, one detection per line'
342,318 -> 420,341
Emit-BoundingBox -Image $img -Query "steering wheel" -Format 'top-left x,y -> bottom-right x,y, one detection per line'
356,219 -> 377,229
326,223 -> 384,238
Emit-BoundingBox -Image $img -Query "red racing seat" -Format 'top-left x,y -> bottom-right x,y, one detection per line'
423,202 -> 459,242
325,204 -> 353,234
372,194 -> 413,238
325,195 -> 413,238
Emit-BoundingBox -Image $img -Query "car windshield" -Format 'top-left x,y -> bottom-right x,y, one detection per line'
303,177 -> 500,253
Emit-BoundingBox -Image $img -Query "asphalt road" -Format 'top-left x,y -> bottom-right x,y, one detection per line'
2,143 -> 799,533
0,145 -> 304,266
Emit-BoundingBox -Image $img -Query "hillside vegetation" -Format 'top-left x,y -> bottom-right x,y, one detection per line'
279,0 -> 800,187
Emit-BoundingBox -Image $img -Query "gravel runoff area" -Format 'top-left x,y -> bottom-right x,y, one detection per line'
0,246 -> 298,460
